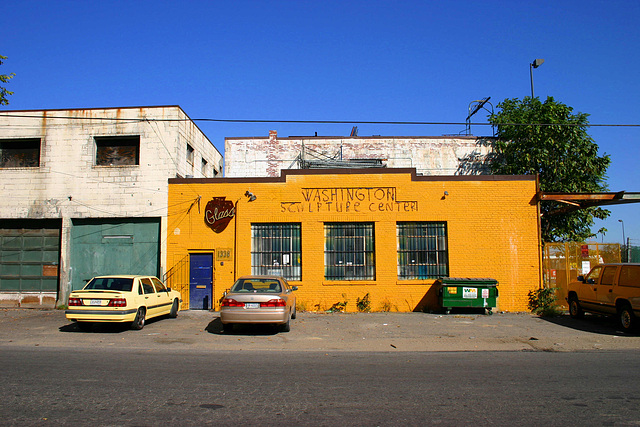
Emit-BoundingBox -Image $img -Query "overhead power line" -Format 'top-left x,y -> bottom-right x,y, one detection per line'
1,113 -> 639,128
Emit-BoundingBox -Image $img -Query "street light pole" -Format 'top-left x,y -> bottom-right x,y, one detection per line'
618,219 -> 626,262
530,58 -> 545,98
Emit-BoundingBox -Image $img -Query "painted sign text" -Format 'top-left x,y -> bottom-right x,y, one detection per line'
281,187 -> 418,213
204,197 -> 235,233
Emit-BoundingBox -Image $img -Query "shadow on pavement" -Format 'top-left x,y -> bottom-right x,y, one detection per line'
59,316 -> 166,334
537,313 -> 637,336
205,317 -> 280,336
438,307 -> 494,315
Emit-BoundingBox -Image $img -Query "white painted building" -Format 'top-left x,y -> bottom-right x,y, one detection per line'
0,106 -> 222,307
224,130 -> 493,177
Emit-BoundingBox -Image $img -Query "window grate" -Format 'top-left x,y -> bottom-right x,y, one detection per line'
324,223 -> 375,280
397,222 -> 448,279
251,223 -> 301,281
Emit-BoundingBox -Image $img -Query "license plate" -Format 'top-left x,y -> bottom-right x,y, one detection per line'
245,303 -> 260,309
89,299 -> 103,306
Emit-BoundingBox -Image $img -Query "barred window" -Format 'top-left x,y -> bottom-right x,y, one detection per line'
397,222 -> 448,279
251,223 -> 301,281
324,223 -> 375,280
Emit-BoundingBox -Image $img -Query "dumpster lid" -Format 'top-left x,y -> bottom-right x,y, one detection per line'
438,277 -> 498,286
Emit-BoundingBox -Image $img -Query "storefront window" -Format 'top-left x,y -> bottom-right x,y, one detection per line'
251,223 -> 301,281
324,223 -> 375,280
397,222 -> 448,279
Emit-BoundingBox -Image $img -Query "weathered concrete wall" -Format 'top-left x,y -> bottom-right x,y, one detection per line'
224,130 -> 493,177
0,106 -> 222,306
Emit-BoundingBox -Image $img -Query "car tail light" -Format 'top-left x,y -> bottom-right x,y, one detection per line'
108,298 -> 127,307
221,298 -> 244,307
68,297 -> 82,306
260,299 -> 286,308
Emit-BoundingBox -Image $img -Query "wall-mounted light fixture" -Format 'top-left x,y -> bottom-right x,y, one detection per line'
441,190 -> 449,200
244,191 -> 257,202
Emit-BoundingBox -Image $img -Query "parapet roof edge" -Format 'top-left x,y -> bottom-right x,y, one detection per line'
224,135 -> 494,140
169,168 -> 536,184
0,105 -> 183,114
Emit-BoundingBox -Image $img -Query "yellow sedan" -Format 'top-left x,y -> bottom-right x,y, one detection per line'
65,275 -> 182,331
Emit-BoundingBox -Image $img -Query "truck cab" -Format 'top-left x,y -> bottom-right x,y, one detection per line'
567,263 -> 640,332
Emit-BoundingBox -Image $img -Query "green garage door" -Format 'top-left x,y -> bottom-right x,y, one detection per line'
0,220 -> 61,292
70,218 -> 160,291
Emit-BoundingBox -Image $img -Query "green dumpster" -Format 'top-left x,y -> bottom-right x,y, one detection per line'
438,277 -> 499,314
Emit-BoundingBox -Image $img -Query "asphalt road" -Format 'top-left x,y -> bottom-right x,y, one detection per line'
3,347 -> 640,426
3,309 -> 640,425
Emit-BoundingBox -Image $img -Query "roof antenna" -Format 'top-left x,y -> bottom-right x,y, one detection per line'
465,97 -> 493,136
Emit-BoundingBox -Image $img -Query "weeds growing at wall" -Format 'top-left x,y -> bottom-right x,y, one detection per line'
379,298 -> 394,312
327,294 -> 348,312
356,293 -> 371,312
296,300 -> 308,313
527,287 -> 562,317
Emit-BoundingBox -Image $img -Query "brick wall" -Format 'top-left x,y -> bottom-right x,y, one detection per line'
168,169 -> 541,312
224,131 -> 493,177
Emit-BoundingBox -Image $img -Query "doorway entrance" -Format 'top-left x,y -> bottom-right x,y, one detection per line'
189,253 -> 213,310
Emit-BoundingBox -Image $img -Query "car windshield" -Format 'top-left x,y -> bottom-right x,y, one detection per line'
84,277 -> 134,292
231,278 -> 282,293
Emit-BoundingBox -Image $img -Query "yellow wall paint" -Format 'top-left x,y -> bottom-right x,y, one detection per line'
167,169 -> 541,312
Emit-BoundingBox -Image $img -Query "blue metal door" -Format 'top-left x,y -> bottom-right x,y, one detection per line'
190,253 -> 213,310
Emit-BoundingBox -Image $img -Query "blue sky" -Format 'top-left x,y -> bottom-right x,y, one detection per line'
2,0 -> 639,244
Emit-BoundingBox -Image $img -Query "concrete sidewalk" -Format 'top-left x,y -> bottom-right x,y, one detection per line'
1,308 -> 639,352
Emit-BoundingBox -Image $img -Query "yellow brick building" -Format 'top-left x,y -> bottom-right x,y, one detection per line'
166,168 -> 541,312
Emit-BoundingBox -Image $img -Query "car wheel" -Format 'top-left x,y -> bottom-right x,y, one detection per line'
280,316 -> 291,333
568,297 -> 583,319
619,304 -> 636,332
222,323 -> 233,334
169,299 -> 179,318
131,307 -> 146,330
291,305 -> 297,320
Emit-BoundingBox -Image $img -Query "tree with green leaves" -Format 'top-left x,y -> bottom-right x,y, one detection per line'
488,96 -> 610,242
0,54 -> 15,105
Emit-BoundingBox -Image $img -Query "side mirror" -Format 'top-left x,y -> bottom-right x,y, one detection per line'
577,275 -> 585,283
291,286 -> 298,291
223,290 -> 228,297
